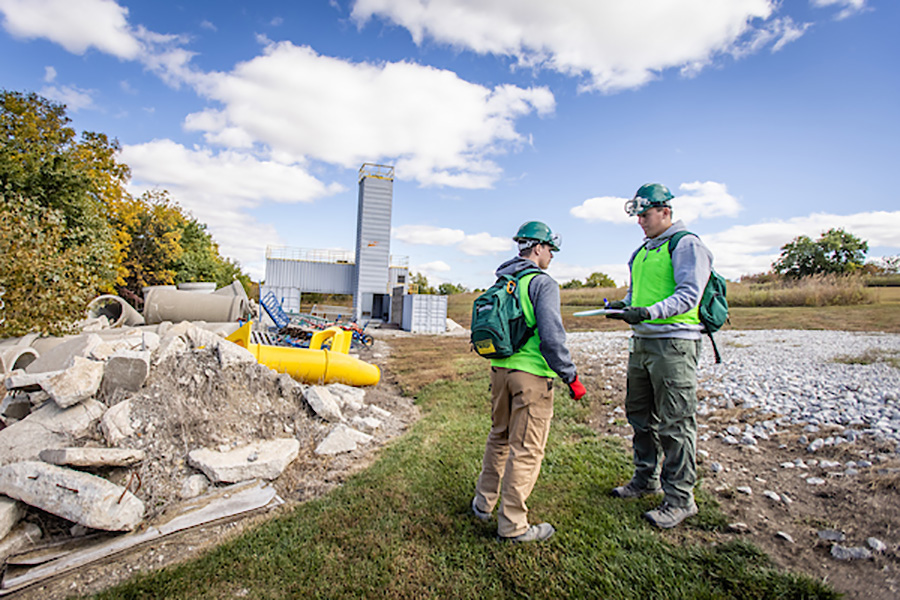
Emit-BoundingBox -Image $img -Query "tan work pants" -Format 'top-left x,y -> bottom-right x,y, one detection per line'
474,367 -> 554,537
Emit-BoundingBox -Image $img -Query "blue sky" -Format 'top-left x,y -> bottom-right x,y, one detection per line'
1,0 -> 897,289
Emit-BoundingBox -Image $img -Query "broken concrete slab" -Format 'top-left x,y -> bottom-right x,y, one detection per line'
216,338 -> 257,370
0,461 -> 144,531
350,416 -> 382,434
368,404 -> 392,419
0,399 -> 106,466
304,386 -> 343,422
99,350 -> 150,396
0,522 -> 42,565
0,481 -> 276,593
39,447 -> 145,468
40,356 -> 105,408
25,334 -> 102,374
4,369 -> 63,393
0,496 -> 24,541
0,393 -> 32,423
314,424 -> 373,456
188,438 -> 301,484
328,383 -> 366,409
100,400 -> 135,446
179,474 -> 210,499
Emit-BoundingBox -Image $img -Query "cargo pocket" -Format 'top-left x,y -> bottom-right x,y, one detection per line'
661,378 -> 697,422
522,384 -> 554,451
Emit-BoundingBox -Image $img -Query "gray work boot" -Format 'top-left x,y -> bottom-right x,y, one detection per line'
471,497 -> 491,521
644,501 -> 698,529
610,478 -> 663,499
499,523 -> 555,543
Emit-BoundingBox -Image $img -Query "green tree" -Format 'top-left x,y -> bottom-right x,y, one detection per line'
437,282 -> 467,295
0,90 -> 118,292
410,272 -> 436,294
0,193 -> 105,335
585,272 -> 616,288
774,228 -> 868,278
561,279 -> 584,289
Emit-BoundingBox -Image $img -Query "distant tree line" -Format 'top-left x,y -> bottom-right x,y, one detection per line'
0,90 -> 250,336
740,227 -> 898,284
562,272 -> 617,289
409,272 -> 468,295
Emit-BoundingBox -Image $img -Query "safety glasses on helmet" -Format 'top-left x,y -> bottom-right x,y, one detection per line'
624,196 -> 667,217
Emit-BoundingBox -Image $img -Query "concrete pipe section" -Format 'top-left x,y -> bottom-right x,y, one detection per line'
143,288 -> 250,325
0,345 -> 39,375
86,295 -> 145,328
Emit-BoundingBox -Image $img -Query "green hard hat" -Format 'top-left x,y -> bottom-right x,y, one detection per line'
625,183 -> 674,216
513,221 -> 561,251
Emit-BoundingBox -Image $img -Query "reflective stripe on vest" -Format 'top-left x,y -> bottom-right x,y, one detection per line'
490,272 -> 557,378
632,240 -> 700,325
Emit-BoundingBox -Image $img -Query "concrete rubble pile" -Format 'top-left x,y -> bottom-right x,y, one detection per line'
0,286 -> 403,591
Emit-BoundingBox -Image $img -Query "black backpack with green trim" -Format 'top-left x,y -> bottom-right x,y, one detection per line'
470,267 -> 542,359
669,231 -> 729,363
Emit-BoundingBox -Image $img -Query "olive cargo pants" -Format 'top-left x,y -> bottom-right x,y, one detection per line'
625,337 -> 700,508
474,367 -> 554,538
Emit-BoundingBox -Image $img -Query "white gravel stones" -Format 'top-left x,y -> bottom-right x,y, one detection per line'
567,329 -> 900,446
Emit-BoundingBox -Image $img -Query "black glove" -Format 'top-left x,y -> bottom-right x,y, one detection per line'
606,300 -> 627,309
607,306 -> 651,324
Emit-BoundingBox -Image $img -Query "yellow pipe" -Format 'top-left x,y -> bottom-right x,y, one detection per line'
226,322 -> 380,386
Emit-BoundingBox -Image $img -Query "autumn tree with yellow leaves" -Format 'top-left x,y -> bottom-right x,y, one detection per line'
0,90 -> 250,336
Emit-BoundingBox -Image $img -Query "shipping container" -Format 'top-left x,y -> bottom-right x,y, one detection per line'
402,294 -> 448,334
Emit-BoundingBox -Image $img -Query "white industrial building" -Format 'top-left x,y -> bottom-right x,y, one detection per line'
261,164 -> 446,331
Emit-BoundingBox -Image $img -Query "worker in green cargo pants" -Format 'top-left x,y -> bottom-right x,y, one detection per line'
625,337 -> 700,508
606,183 -> 713,529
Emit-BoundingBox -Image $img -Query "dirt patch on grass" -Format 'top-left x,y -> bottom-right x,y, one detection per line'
582,358 -> 900,600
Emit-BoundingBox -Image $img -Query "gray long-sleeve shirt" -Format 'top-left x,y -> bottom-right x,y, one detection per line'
623,220 -> 713,340
495,256 -> 577,383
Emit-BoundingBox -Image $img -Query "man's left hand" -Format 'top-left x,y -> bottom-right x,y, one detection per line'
607,306 -> 651,325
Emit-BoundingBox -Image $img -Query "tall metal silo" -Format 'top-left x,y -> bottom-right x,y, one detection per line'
354,164 -> 394,321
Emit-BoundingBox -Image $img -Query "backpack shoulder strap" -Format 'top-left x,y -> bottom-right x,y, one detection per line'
667,231 -> 696,254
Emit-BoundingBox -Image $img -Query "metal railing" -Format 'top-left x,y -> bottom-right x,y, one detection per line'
266,246 -> 354,263
267,246 -> 409,269
359,163 -> 395,182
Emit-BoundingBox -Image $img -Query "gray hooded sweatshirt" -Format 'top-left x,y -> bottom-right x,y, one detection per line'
494,256 -> 577,383
623,220 -> 713,340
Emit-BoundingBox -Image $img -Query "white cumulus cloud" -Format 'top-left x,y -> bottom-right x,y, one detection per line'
120,140 -> 345,276
811,0 -> 869,21
352,0 -> 799,93
393,225 -> 466,246
570,181 -> 741,225
460,232 -> 515,256
0,0 -> 141,58
186,41 -> 554,188
704,210 -> 900,279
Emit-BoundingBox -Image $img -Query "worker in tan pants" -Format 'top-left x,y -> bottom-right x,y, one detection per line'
471,221 -> 585,543
476,367 -> 555,538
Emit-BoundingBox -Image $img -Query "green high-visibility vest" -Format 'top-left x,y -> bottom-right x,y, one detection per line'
490,272 -> 557,378
632,239 -> 700,325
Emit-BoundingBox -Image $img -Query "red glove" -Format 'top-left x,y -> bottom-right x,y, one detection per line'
567,376 -> 586,400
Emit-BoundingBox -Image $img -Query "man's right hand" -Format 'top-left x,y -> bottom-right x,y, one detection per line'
606,300 -> 627,309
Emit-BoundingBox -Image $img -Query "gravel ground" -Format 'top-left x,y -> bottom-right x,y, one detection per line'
568,329 -> 900,448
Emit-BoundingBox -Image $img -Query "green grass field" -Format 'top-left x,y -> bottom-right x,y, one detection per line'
94,335 -> 844,599
90,285 -> 900,599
